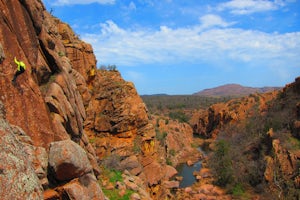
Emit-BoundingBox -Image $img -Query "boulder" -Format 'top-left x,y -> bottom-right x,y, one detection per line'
292,120 -> 300,139
48,140 -> 92,181
184,187 -> 193,193
60,174 -> 105,200
164,165 -> 178,179
44,189 -> 60,200
143,161 -> 164,186
163,181 -> 180,189
0,123 -> 43,199
130,193 -> 141,200
0,43 -> 5,63
120,155 -> 142,175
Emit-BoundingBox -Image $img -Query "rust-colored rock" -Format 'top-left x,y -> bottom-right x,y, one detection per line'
153,117 -> 202,166
58,22 -> 96,80
190,91 -> 278,138
264,156 -> 274,183
0,0 -> 56,148
272,139 -> 296,176
0,101 -> 43,200
0,43 -> 5,63
163,180 -> 180,189
143,161 -> 164,186
164,165 -> 178,179
48,140 -> 92,181
44,189 -> 60,200
58,174 -> 105,200
292,120 -> 300,139
85,70 -> 148,135
120,155 -> 143,175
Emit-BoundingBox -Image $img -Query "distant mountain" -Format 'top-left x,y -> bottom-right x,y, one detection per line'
142,93 -> 169,96
193,84 -> 281,97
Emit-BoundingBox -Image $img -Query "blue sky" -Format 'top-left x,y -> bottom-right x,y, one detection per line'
42,0 -> 300,94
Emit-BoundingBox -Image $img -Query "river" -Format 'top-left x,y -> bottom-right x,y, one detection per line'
176,147 -> 204,188
176,160 -> 202,188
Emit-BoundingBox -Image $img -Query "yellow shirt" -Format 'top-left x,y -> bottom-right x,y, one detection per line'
14,57 -> 26,71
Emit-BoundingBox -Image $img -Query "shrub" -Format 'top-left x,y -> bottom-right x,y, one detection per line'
102,154 -> 121,170
155,129 -> 168,145
133,137 -> 142,154
107,64 -> 117,71
169,149 -> 176,156
99,64 -> 118,71
210,139 -> 234,187
58,51 -> 65,57
169,111 -> 188,123
166,158 -> 173,166
102,188 -> 134,200
101,168 -> 135,200
108,169 -> 122,183
231,183 -> 245,196
39,73 -> 57,95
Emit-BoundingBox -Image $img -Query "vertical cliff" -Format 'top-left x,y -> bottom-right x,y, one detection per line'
0,1 -> 188,199
0,0 -> 104,199
0,0 -> 55,147
190,78 -> 300,199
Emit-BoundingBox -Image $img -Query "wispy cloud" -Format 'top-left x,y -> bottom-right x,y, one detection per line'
217,0 -> 287,15
82,19 -> 300,69
50,0 -> 115,6
128,1 -> 137,11
199,14 -> 235,29
124,71 -> 145,82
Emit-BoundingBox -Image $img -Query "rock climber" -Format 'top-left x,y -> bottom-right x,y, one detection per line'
87,65 -> 96,88
0,44 -> 5,64
12,57 -> 26,83
88,65 -> 96,78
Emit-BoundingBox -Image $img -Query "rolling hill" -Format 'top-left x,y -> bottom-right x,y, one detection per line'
194,84 -> 281,97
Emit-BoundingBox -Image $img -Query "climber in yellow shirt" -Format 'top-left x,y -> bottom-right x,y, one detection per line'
87,65 -> 96,88
12,57 -> 26,83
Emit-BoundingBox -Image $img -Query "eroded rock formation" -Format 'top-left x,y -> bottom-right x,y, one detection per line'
0,1 -> 193,199
190,91 -> 278,138
0,101 -> 43,199
0,0 -> 103,199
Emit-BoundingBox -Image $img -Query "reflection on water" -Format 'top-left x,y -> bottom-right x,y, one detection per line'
176,160 -> 202,188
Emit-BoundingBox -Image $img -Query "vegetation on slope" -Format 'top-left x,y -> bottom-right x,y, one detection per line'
141,95 -> 233,122
208,84 -> 300,199
142,95 -> 232,112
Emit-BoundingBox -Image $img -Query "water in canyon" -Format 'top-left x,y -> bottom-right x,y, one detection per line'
176,160 -> 202,188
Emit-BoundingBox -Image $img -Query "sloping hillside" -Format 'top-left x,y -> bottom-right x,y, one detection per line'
194,83 -> 281,97
190,77 -> 300,199
0,1 -> 298,200
0,1 -> 198,199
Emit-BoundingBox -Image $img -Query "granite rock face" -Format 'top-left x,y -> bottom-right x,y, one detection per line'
48,140 -> 92,181
0,101 -> 43,200
0,1 -> 104,199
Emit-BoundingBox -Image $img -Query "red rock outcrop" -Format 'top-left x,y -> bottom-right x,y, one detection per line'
0,101 -> 43,199
1,0 -> 188,197
58,22 -> 96,81
190,77 -> 300,199
48,140 -> 93,181
84,70 -> 148,137
0,0 -> 55,147
190,91 -> 278,138
153,116 -> 202,166
0,1 -> 104,199
80,68 -> 208,198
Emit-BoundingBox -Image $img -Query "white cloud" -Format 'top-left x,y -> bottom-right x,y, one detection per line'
82,20 -> 300,69
199,14 -> 235,29
128,1 -> 137,11
124,71 -> 145,82
217,0 -> 285,14
50,0 -> 115,6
